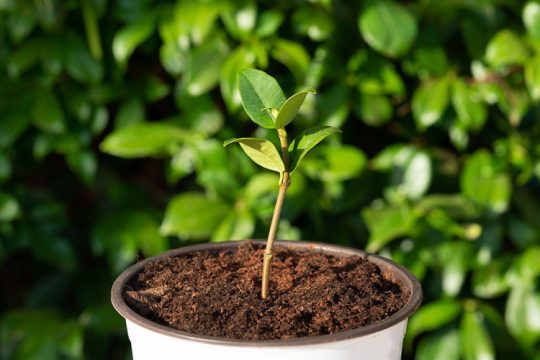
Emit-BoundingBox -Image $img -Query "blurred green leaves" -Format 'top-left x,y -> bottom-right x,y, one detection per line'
359,1 -> 417,58
100,122 -> 188,158
160,192 -> 230,239
2,0 -> 540,358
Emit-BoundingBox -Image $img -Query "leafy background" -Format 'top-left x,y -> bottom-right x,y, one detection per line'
1,0 -> 540,358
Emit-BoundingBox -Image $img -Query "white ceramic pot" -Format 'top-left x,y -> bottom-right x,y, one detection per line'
111,240 -> 422,360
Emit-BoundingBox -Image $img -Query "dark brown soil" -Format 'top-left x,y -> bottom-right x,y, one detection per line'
123,242 -> 409,340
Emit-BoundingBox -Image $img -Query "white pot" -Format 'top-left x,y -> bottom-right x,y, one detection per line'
112,241 -> 422,360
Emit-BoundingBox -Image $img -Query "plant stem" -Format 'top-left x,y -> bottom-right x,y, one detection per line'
261,128 -> 290,300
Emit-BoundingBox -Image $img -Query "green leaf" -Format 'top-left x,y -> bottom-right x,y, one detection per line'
507,246 -> 540,282
65,34 -> 103,84
358,1 -> 417,58
438,241 -> 472,297
292,7 -> 334,41
220,47 -> 255,111
416,327 -> 460,360
523,1 -> 540,40
0,192 -> 20,222
32,89 -> 65,134
275,90 -> 315,128
0,152 -> 11,182
376,145 -> 432,201
485,30 -> 529,67
256,10 -> 284,37
160,193 -> 230,239
92,210 -> 167,273
472,257 -> 512,298
0,112 -> 31,148
177,94 -> 224,135
525,56 -> 540,101
505,282 -> 540,345
100,123 -> 188,158
406,299 -> 462,346
211,211 -> 255,242
300,145 -> 367,182
270,39 -> 310,83
460,150 -> 512,213
452,79 -> 487,132
113,14 -> 156,65
66,150 -> 97,185
356,93 -> 393,126
461,308 -> 495,360
220,1 -> 257,40
412,77 -> 449,129
238,69 -> 286,129
34,237 -> 77,272
363,204 -> 415,252
114,98 -> 145,129
183,39 -> 229,96
6,37 -> 41,78
288,126 -> 341,173
224,138 -> 284,173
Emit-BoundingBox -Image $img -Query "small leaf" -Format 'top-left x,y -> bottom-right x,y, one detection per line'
66,150 -> 97,185
300,145 -> 367,182
183,39 -> 229,96
524,1 -> 540,40
113,14 -> 156,65
358,1 -> 417,58
485,30 -> 529,67
275,89 -> 315,129
270,39 -> 310,83
0,192 -> 20,222
460,150 -> 511,213
472,257 -> 512,298
412,77 -> 449,129
288,126 -> 341,173
224,138 -> 284,173
406,299 -> 462,346
525,56 -> 540,101
461,308 -> 495,360
238,69 -> 286,129
32,89 -> 65,134
507,246 -> 540,282
100,123 -> 188,158
220,47 -> 255,111
356,93 -> 393,126
416,327 -> 460,360
160,192 -> 230,239
363,204 -> 416,252
0,152 -> 11,182
211,211 -> 255,242
256,10 -> 284,37
505,281 -> 540,345
452,79 -> 487,131
438,241 -> 472,297
0,112 -> 31,148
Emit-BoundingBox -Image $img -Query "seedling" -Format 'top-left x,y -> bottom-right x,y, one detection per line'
224,69 -> 340,299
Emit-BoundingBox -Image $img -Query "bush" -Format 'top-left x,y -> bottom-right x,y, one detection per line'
1,0 -> 540,358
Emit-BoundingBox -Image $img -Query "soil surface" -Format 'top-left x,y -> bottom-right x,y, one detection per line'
124,242 -> 409,340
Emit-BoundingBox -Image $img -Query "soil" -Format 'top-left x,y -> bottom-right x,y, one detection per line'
123,242 -> 409,340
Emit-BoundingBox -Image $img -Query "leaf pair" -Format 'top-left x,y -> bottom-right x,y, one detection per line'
238,69 -> 315,129
224,125 -> 340,174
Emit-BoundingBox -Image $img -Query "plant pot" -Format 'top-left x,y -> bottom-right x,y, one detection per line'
111,240 -> 422,360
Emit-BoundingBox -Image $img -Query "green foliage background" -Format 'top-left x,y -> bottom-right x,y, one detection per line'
1,0 -> 540,358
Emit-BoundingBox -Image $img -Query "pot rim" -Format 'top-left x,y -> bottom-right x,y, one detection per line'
111,240 -> 422,347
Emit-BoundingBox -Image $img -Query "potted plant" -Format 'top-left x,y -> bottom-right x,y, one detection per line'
111,69 -> 422,359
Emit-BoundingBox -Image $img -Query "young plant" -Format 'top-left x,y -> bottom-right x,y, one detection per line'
224,69 -> 340,299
